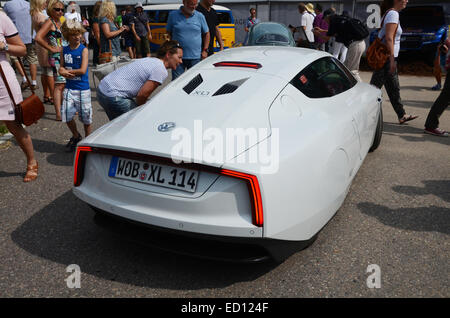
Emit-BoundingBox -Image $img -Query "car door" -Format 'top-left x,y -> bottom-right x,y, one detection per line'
290,57 -> 361,178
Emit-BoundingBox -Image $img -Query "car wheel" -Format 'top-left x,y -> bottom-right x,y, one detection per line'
369,107 -> 383,152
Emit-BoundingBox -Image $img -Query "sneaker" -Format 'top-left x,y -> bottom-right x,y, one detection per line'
431,83 -> 441,91
424,127 -> 448,137
65,135 -> 82,152
21,82 -> 29,90
30,84 -> 39,90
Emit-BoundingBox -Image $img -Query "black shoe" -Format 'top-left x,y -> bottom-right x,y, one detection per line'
65,135 -> 82,152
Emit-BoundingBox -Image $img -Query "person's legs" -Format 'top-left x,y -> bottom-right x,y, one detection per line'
185,59 -> 201,69
41,67 -> 54,102
141,37 -> 150,57
425,73 -> 450,134
53,83 -> 64,121
332,40 -> 342,59
61,88 -> 81,138
4,120 -> 37,182
343,40 -> 365,82
78,89 -> 93,137
26,43 -> 39,87
135,37 -> 143,58
370,60 -> 407,120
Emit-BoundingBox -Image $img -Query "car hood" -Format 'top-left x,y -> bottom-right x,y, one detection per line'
402,26 -> 444,33
83,69 -> 288,166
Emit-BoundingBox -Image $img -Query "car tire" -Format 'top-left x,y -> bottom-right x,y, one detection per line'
369,107 -> 383,152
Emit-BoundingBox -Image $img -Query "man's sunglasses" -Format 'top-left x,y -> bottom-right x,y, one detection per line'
170,43 -> 182,50
53,8 -> 64,12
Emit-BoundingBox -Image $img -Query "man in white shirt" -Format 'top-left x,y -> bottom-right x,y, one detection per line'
65,1 -> 81,22
298,3 -> 314,45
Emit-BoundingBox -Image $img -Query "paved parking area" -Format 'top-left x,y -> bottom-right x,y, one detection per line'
0,66 -> 448,297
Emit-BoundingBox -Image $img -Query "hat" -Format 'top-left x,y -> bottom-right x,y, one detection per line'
135,2 -> 143,8
305,3 -> 314,13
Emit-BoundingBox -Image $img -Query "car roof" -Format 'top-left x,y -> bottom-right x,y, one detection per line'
143,4 -> 231,11
195,46 -> 330,81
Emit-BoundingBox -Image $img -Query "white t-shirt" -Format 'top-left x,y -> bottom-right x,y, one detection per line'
64,12 -> 81,22
300,12 -> 315,43
378,10 -> 403,57
99,58 -> 168,99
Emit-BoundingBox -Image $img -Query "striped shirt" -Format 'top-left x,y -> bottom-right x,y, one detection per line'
99,58 -> 168,99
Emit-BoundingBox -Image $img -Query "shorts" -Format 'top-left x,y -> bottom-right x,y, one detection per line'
41,66 -> 53,77
135,36 -> 150,56
49,55 -> 66,84
124,35 -> 135,48
10,43 -> 38,65
61,88 -> 93,124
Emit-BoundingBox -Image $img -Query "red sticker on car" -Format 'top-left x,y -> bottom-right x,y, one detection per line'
300,75 -> 308,84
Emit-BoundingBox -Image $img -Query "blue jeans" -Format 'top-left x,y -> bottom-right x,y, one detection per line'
172,58 -> 201,80
97,88 -> 137,120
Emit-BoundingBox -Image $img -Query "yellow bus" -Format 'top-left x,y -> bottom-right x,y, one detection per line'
143,4 -> 235,53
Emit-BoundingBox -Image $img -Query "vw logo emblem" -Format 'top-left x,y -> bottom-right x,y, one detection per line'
158,122 -> 176,132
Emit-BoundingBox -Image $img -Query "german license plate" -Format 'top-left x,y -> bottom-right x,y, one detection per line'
108,156 -> 198,193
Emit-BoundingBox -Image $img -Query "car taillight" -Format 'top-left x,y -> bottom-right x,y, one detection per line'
73,146 -> 92,187
213,61 -> 262,69
220,169 -> 263,227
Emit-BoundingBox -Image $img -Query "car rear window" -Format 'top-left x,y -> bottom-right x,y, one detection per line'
290,57 -> 356,98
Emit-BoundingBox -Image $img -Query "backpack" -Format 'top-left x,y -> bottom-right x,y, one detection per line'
345,16 -> 369,41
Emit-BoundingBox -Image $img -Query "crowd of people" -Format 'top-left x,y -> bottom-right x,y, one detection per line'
0,0 -> 448,184
294,0 -> 447,133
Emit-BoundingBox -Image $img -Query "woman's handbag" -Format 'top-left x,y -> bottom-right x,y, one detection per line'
366,37 -> 390,70
366,10 -> 398,71
98,39 -> 112,64
0,58 -> 44,126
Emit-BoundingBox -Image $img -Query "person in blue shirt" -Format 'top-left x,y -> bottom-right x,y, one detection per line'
166,0 -> 209,80
59,20 -> 92,152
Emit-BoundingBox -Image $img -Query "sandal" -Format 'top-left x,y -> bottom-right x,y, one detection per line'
399,114 -> 418,124
24,161 -> 38,183
44,97 -> 53,104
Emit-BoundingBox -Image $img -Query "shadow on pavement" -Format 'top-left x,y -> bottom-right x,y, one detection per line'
382,122 -> 450,146
11,190 -> 276,290
401,99 -> 433,109
358,202 -> 450,235
32,138 -> 74,167
392,180 -> 450,203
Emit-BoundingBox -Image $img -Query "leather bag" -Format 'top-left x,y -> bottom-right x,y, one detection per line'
0,58 -> 44,126
366,10 -> 398,71
98,39 -> 112,64
366,37 -> 390,70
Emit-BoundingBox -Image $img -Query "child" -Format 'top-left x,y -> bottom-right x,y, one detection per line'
59,19 -> 92,152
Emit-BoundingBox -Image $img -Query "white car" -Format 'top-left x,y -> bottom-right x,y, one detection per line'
73,47 -> 382,262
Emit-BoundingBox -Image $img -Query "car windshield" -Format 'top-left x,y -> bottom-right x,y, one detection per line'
247,22 -> 295,46
400,6 -> 445,28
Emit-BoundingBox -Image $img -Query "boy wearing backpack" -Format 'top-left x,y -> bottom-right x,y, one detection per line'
314,9 -> 369,82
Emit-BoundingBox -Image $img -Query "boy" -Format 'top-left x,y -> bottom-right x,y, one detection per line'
59,19 -> 92,152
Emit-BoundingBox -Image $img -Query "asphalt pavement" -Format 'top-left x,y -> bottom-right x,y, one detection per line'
0,61 -> 448,298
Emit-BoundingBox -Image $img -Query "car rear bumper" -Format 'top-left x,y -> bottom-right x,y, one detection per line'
91,206 -> 316,263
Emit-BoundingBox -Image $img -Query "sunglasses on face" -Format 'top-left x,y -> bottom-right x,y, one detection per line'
53,8 -> 64,12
